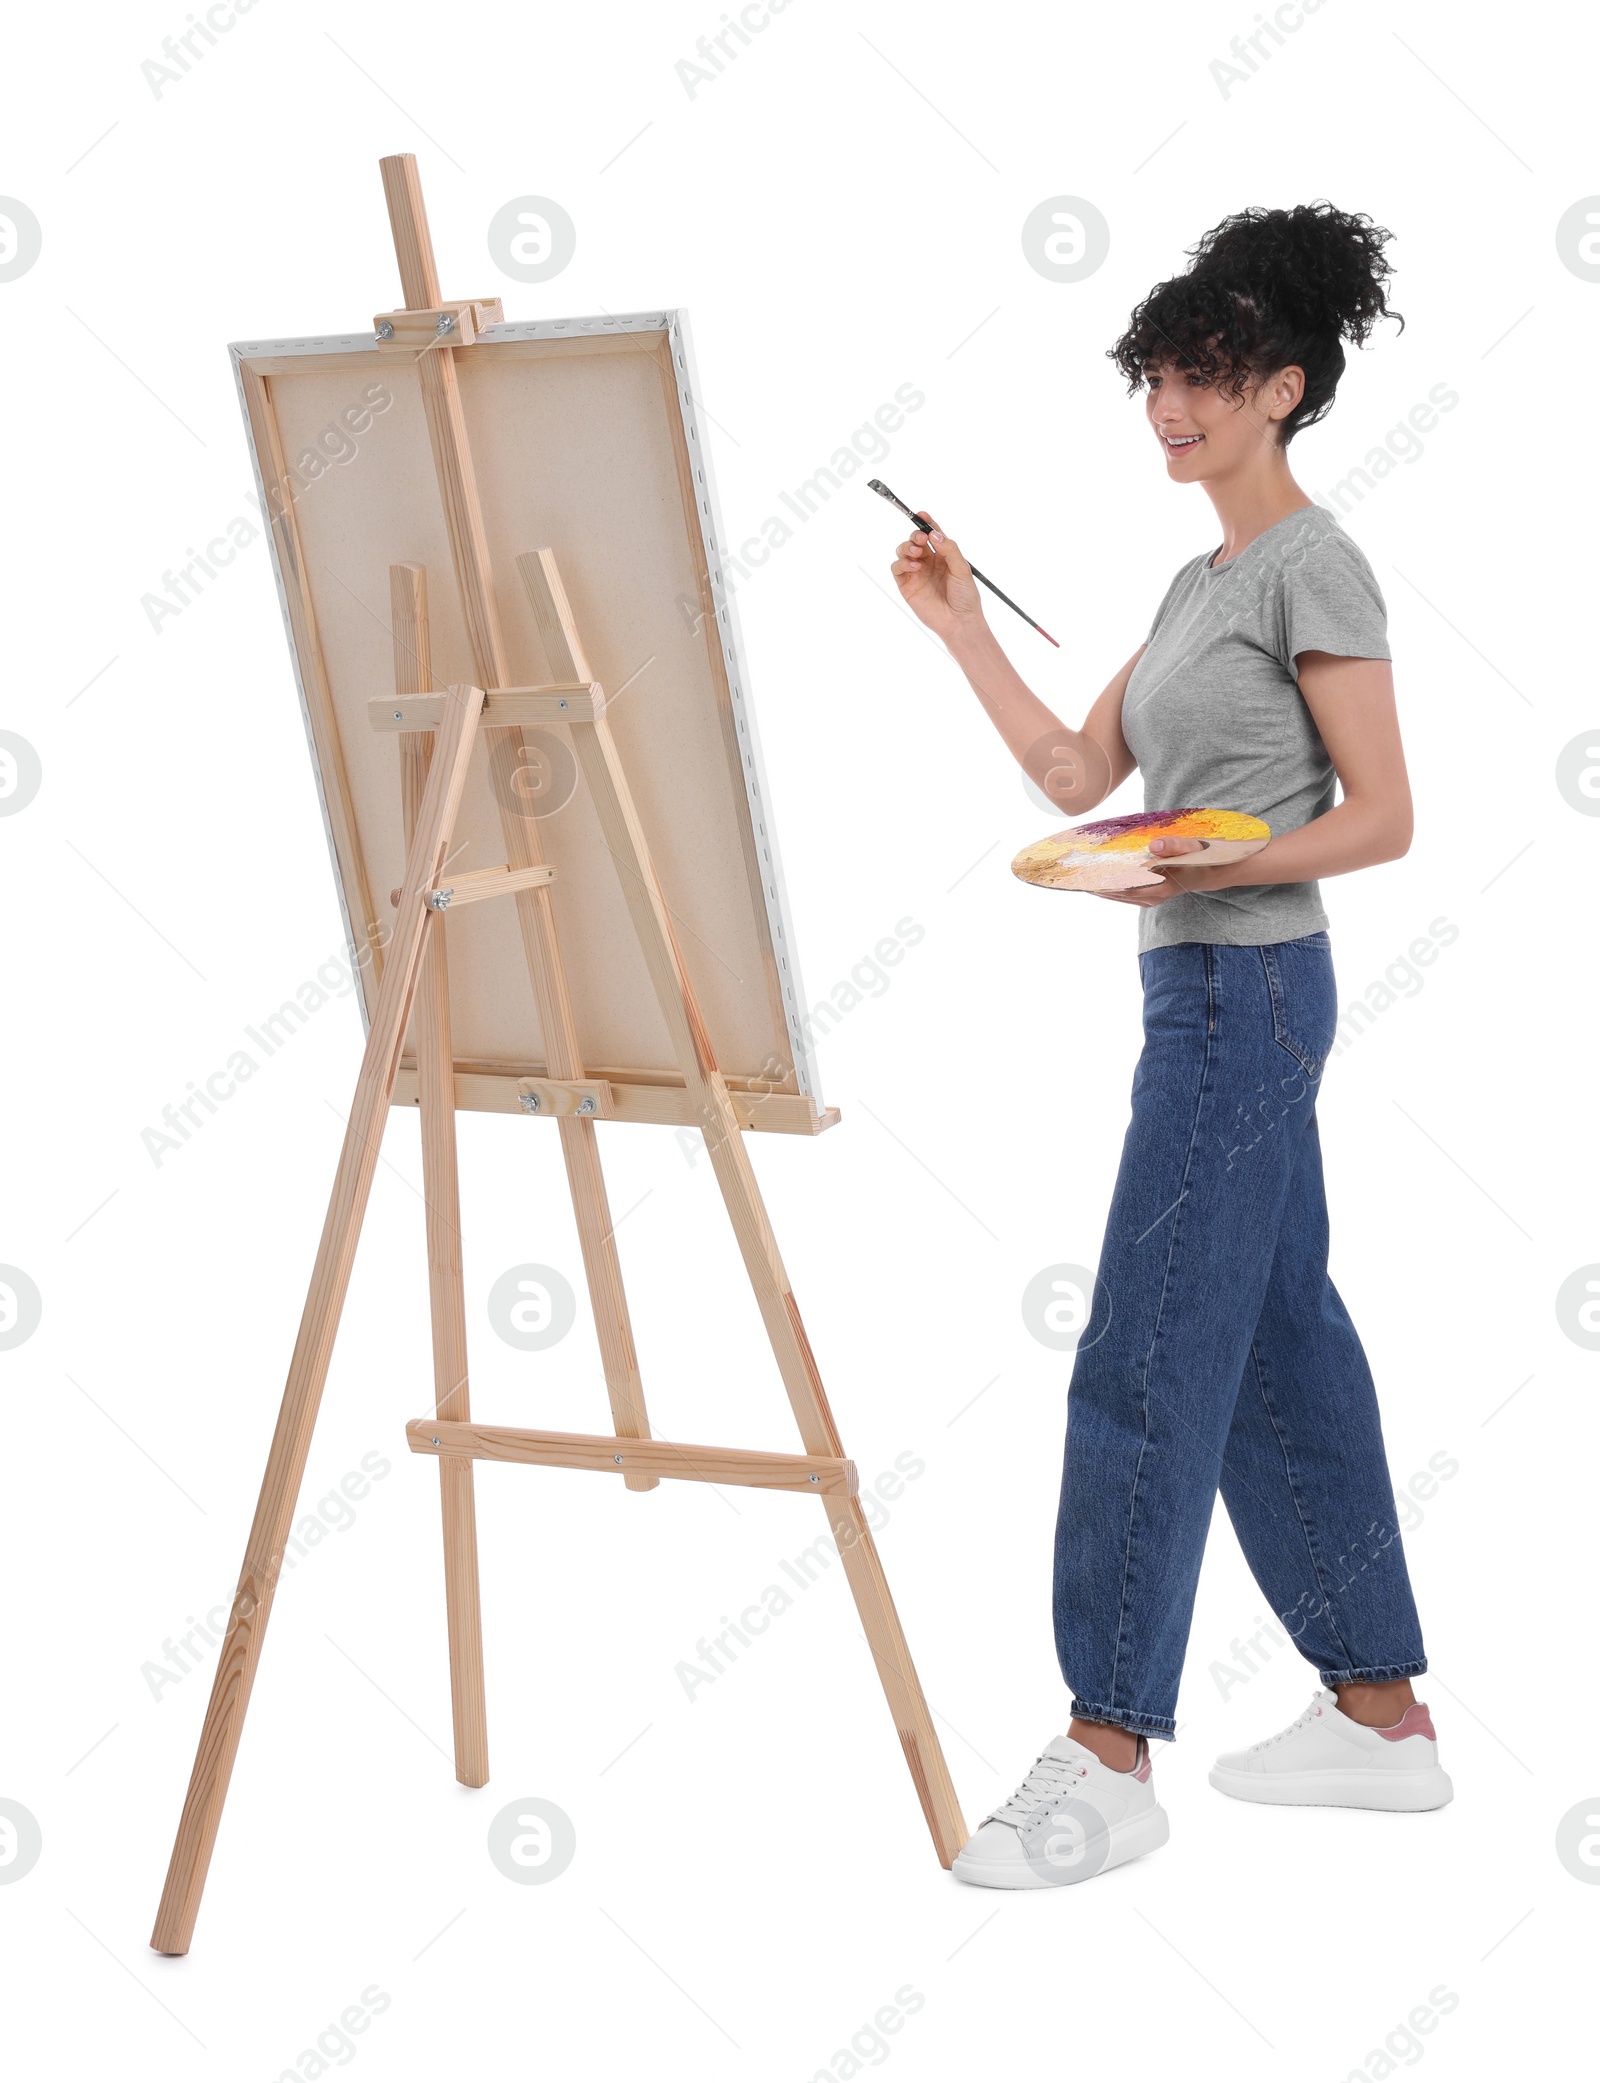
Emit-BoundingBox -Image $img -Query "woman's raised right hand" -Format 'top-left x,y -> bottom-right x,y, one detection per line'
891,516 -> 988,646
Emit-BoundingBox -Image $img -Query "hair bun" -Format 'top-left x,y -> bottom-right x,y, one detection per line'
1106,199 -> 1400,445
1186,202 -> 1397,348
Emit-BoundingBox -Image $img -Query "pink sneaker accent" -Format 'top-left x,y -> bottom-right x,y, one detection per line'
1375,1702 -> 1436,1742
1133,1742 -> 1152,1784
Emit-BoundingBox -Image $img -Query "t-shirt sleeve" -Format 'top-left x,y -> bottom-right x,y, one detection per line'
1272,527 -> 1391,670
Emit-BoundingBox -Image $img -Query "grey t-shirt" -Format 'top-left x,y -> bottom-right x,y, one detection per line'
1119,504 -> 1390,951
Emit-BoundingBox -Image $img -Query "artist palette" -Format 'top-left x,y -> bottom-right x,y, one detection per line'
1011,807 -> 1271,892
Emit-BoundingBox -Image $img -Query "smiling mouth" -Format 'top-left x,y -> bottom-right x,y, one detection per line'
1162,434 -> 1202,451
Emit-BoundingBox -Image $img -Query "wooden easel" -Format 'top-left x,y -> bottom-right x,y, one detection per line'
150,156 -> 965,1954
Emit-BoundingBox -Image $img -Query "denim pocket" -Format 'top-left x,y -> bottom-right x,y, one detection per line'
1259,934 -> 1336,1080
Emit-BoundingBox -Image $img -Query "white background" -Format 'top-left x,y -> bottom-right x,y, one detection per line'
2,0 -> 1595,2075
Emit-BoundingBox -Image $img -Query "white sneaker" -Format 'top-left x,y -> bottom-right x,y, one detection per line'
1210,1689 -> 1453,1811
952,1735 -> 1170,1890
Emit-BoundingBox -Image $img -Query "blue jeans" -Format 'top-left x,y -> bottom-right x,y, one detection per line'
1053,933 -> 1427,1740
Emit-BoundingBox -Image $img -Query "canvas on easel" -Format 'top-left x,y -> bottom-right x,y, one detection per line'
150,154 -> 965,1955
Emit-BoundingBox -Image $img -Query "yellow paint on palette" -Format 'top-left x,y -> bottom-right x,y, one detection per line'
1012,808 -> 1272,892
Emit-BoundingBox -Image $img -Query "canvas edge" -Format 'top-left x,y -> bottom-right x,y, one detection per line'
659,310 -> 823,1104
228,337 -> 371,1036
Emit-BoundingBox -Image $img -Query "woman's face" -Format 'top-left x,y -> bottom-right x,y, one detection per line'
1143,358 -> 1303,478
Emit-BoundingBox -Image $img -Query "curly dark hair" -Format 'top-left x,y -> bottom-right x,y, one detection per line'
1107,202 -> 1401,444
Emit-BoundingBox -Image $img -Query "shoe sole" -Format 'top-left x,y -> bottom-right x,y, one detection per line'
1207,1763 -> 1454,1812
952,1803 -> 1170,1890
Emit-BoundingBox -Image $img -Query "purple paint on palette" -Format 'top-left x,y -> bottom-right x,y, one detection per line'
1068,809 -> 1202,840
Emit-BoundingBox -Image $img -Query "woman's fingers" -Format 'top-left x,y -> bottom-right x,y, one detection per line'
926,528 -> 971,574
902,519 -> 970,578
1095,883 -> 1172,906
890,513 -> 974,632
893,535 -> 942,597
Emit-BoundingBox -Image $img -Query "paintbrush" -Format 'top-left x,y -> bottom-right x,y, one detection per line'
868,477 -> 1060,647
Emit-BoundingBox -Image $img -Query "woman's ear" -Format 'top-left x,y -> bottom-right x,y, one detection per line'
1270,365 -> 1306,421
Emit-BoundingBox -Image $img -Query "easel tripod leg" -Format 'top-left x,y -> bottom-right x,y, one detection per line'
415,949 -> 489,1787
822,1497 -> 968,1866
565,711 -> 969,1866
554,1109 -> 655,1487
688,1074 -> 967,1860
704,1101 -> 969,1865
394,566 -> 488,1786
149,685 -> 486,1955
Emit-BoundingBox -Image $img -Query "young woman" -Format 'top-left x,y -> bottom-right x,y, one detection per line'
891,203 -> 1453,1891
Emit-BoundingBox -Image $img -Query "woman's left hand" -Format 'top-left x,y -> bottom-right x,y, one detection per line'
1093,835 -> 1235,906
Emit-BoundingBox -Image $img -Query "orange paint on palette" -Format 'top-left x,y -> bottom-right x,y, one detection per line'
1012,807 -> 1271,893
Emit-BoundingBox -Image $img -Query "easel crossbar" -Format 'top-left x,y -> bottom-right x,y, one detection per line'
369,685 -> 604,732
407,1420 -> 857,1495
427,864 -> 555,909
